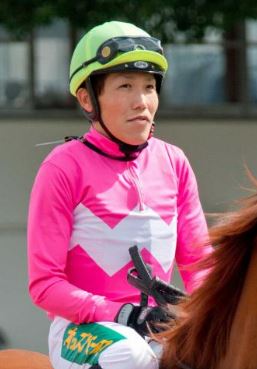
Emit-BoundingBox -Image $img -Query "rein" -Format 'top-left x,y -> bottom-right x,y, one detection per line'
128,246 -> 186,306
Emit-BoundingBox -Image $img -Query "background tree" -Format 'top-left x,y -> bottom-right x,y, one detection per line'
0,0 -> 53,38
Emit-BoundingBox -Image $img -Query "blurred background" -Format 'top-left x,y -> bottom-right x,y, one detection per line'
0,0 -> 257,355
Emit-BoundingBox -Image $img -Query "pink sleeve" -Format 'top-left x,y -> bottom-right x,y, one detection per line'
174,150 -> 211,293
27,161 -> 122,324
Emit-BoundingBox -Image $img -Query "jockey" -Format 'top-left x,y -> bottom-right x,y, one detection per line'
27,20 -> 209,369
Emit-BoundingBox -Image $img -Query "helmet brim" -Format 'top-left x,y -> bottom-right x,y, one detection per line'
70,49 -> 168,96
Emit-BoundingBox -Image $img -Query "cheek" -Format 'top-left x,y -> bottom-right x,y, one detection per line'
99,94 -> 122,114
102,101 -> 122,121
149,94 -> 159,113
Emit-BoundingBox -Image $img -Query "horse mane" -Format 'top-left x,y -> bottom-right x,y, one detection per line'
159,172 -> 257,369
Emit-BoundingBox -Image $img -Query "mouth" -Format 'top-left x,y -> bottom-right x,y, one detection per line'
127,116 -> 150,123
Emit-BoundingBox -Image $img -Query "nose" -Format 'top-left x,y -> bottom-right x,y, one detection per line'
131,90 -> 148,110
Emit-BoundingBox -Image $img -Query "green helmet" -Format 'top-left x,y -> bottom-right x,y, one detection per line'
69,20 -> 168,96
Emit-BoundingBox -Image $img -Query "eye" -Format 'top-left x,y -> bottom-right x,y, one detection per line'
119,83 -> 131,89
146,83 -> 156,91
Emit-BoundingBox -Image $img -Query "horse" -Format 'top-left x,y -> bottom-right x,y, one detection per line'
0,349 -> 53,369
158,173 -> 257,369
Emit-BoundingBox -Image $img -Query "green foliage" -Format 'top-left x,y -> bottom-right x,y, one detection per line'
0,0 -> 54,38
0,0 -> 257,40
160,0 -> 257,39
50,0 -> 162,33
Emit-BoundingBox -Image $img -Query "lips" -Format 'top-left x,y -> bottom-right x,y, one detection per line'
127,115 -> 150,123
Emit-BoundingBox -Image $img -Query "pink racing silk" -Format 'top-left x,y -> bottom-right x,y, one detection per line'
27,127 -> 209,324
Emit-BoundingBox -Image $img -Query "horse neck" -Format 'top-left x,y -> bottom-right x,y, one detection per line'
160,211 -> 257,369
182,235 -> 257,369
188,222 -> 256,369
217,244 -> 257,369
187,202 -> 257,369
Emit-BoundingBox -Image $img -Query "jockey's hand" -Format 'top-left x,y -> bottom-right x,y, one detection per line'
115,303 -> 171,337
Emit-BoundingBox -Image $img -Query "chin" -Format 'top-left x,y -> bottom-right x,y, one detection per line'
123,133 -> 150,146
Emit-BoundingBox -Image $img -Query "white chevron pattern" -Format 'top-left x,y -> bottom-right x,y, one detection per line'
70,203 -> 177,276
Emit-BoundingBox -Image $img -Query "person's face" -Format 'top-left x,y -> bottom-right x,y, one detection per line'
97,72 -> 158,145
77,72 -> 159,145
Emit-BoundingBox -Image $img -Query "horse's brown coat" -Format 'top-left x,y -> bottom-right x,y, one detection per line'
217,246 -> 257,369
0,349 -> 53,369
159,174 -> 257,369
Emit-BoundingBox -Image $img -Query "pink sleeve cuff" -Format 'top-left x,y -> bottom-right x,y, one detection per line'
93,300 -> 123,322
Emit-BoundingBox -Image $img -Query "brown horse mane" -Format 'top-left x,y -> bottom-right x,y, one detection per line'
159,172 -> 257,369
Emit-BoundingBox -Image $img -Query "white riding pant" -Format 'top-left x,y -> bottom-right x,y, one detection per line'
48,317 -> 161,369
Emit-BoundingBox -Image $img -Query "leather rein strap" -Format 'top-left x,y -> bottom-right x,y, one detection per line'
128,245 -> 185,306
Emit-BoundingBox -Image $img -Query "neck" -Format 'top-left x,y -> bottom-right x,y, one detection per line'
92,121 -> 148,156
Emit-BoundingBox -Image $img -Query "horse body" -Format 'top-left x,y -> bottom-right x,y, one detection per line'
0,349 -> 53,369
159,176 -> 257,369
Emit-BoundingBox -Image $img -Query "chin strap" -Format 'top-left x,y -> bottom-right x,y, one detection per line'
97,114 -> 149,156
81,137 -> 146,161
65,136 -> 147,161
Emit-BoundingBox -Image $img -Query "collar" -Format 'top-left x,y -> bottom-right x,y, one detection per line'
83,127 -> 148,161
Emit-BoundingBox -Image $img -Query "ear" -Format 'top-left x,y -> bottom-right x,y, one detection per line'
76,88 -> 93,112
